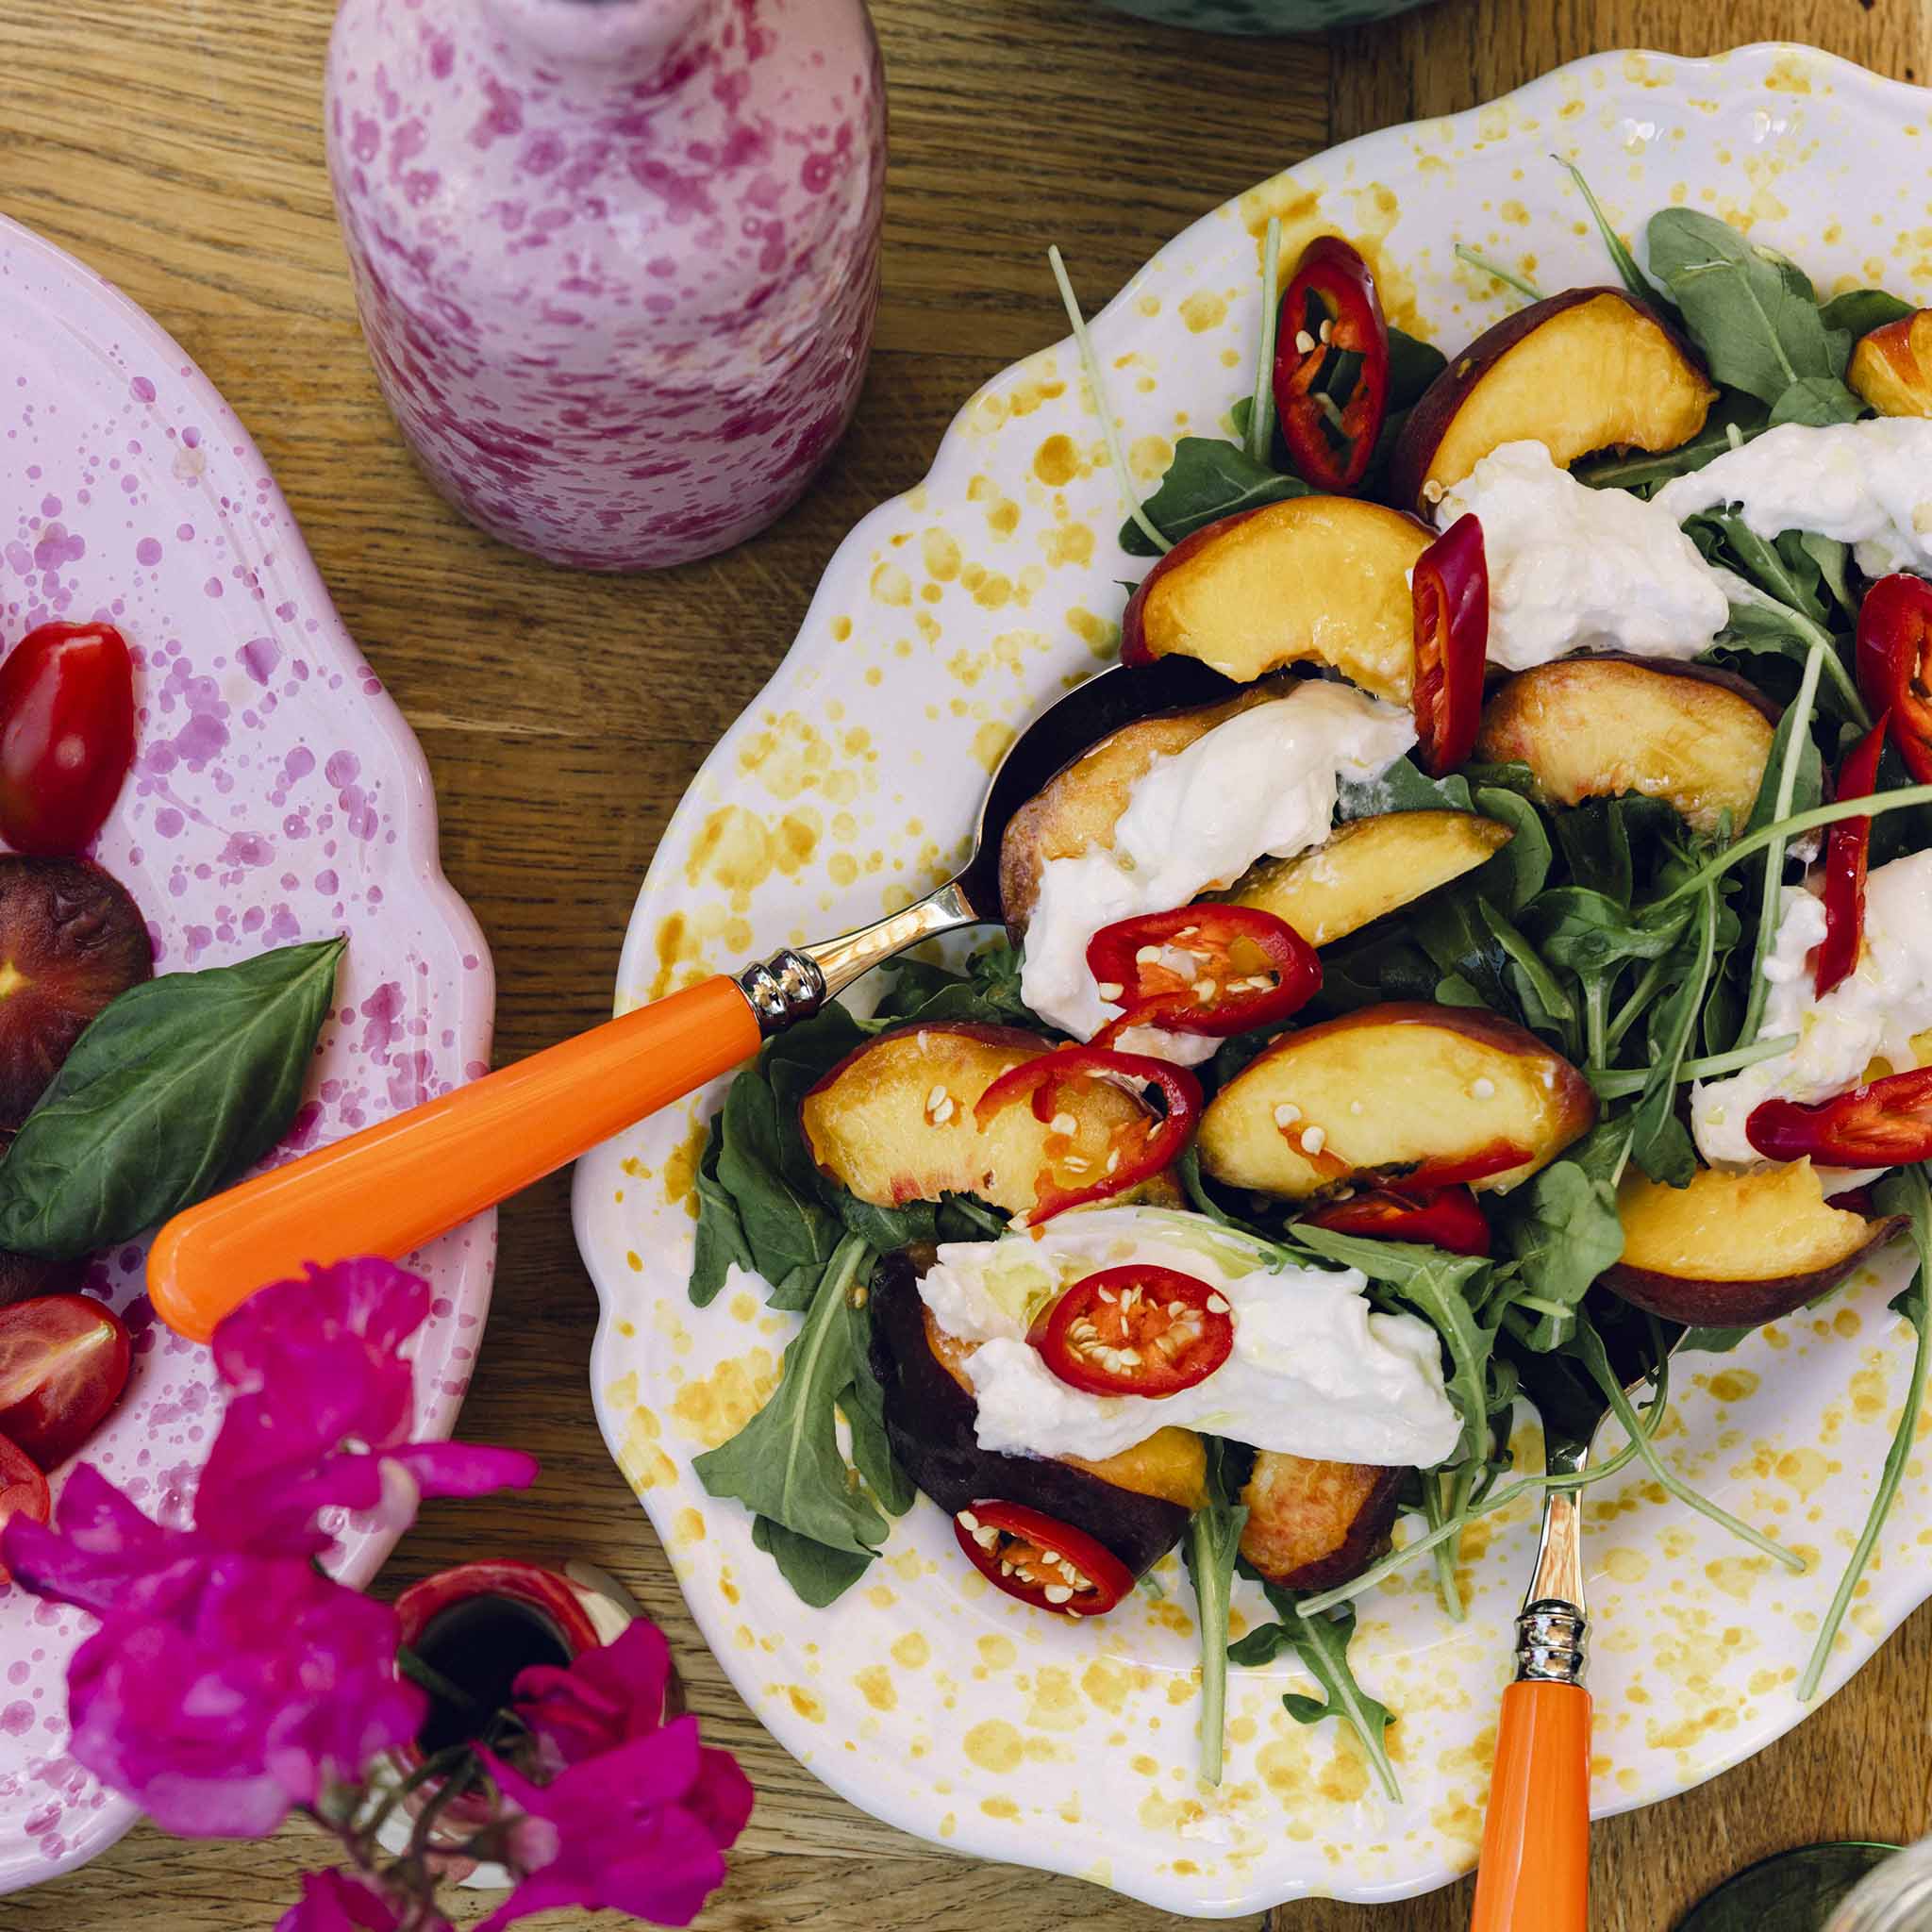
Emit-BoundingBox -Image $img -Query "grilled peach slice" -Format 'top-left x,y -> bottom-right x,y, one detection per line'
999,683 -> 1283,935
1474,657 -> 1775,837
869,1253 -> 1200,1575
1849,309 -> 1932,417
1119,497 -> 1429,704
1239,1452 -> 1404,1591
1390,289 -> 1716,509
1600,1160 -> 1906,1328
1199,1002 -> 1594,1199
1229,809 -> 1510,947
801,1022 -> 1172,1217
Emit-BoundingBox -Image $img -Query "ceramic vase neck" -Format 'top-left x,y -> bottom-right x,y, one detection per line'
480,0 -> 718,80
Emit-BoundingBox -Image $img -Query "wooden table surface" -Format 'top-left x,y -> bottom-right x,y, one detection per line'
8,1 -> 1932,1926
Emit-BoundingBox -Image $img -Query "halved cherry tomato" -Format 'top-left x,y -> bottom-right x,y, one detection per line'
1302,1185 -> 1491,1257
0,1434 -> 50,1580
1857,575 -> 1932,786
1028,1263 -> 1234,1397
1747,1065 -> 1932,1167
1272,236 -> 1391,492
1411,514 -> 1490,777
0,1294 -> 133,1470
0,622 -> 137,857
974,1046 -> 1201,1224
1086,905 -> 1320,1042
1817,710 -> 1890,999
953,1500 -> 1134,1617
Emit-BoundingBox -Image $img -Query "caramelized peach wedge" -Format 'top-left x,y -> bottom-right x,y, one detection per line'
1229,809 -> 1510,947
1849,308 -> 1932,417
1118,496 -> 1428,702
800,1022 -> 1179,1218
1474,657 -> 1776,837
1239,1452 -> 1404,1591
1600,1160 -> 1907,1329
1390,288 -> 1716,509
1199,1003 -> 1594,1199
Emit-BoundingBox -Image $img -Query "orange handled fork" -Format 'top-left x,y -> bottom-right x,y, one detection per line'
1469,1434 -> 1591,1932
145,657 -> 1243,1342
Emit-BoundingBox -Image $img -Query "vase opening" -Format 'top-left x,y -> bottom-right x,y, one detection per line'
412,1593 -> 574,1756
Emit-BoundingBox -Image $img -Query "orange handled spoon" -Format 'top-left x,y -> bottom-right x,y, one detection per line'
146,657 -> 1240,1342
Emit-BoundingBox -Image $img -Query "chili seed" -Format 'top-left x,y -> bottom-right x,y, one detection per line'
1096,980 -> 1124,1001
1294,328 -> 1316,354
1050,1110 -> 1077,1136
1207,1294 -> 1229,1313
1043,1584 -> 1074,1605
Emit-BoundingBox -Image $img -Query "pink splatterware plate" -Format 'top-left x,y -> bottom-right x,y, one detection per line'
0,211 -> 496,1893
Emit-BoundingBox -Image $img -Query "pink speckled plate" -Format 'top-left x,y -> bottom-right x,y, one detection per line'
0,211 -> 496,1892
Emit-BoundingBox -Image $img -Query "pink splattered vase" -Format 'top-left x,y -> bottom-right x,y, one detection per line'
324,0 -> 886,571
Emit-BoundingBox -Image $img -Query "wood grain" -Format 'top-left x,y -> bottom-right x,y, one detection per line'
3,1 -> 1930,1928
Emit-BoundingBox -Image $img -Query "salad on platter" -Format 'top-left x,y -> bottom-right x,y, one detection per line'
684,177 -> 1932,1790
0,618 -> 349,1560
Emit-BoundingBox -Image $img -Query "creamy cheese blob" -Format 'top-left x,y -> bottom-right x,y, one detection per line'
1018,681 -> 1416,1048
915,1206 -> 1461,1468
1436,440 -> 1730,671
1655,418 -> 1932,579
1692,849 -> 1932,1166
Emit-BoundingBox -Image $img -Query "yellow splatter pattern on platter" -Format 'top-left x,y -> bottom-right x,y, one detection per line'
574,44 -> 1932,1918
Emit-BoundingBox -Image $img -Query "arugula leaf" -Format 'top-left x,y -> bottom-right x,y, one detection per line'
1626,882 -> 1717,1186
1867,740 -> 1932,869
1478,899 -> 1577,1055
841,1283 -> 916,1518
1241,1595 -> 1400,1802
691,1112 -> 756,1307
1184,1444 -> 1249,1786
694,1235 -> 891,1564
1471,786 -> 1553,913
1575,390 -> 1769,494
1817,288 -> 1915,339
0,939 -> 345,1258
750,1519 -> 874,1607
1769,373 -> 1865,427
1495,1124 -> 1630,1352
1386,326 -> 1448,408
715,1060 -> 841,1289
1645,209 -> 1847,407
874,941 -> 1035,1028
1119,438 -> 1309,557
1798,1164 -> 1927,1701
1556,159 -> 1664,313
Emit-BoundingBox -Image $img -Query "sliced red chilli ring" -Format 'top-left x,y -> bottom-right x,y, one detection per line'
953,1500 -> 1135,1616
1029,1263 -> 1234,1397
1411,512 -> 1489,778
1746,1065 -> 1932,1168
1272,235 -> 1391,492
1086,904 -> 1321,1041
1301,1185 -> 1491,1257
1815,709 -> 1889,999
1856,573 -> 1932,786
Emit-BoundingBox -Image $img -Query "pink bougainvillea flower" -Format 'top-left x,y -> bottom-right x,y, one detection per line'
512,1620 -> 673,1774
1,1464 -> 208,1622
195,1258 -> 537,1555
61,1549 -> 424,1838
475,1719 -> 753,1929
275,1867 -> 441,1932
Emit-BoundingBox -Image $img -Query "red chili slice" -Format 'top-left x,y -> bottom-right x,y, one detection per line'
1028,1263 -> 1234,1397
1857,575 -> 1932,786
1816,710 -> 1890,999
1086,904 -> 1321,1041
1411,513 -> 1490,777
1747,1065 -> 1932,1167
953,1499 -> 1134,1616
1302,1185 -> 1491,1257
974,1046 -> 1201,1224
1272,236 -> 1391,492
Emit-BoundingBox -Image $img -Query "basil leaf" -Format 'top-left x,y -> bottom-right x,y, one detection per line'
1768,373 -> 1865,428
1119,438 -> 1309,557
694,1235 -> 890,1560
1817,288 -> 1915,339
750,1518 -> 874,1607
691,1112 -> 756,1307
0,939 -> 345,1259
1574,390 -> 1769,494
1645,210 -> 1844,406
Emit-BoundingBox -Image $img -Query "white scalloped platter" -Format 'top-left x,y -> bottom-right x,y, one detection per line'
0,212 -> 496,1893
575,45 -> 1932,1914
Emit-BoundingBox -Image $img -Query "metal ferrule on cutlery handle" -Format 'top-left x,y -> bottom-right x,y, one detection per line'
1469,1486 -> 1591,1932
